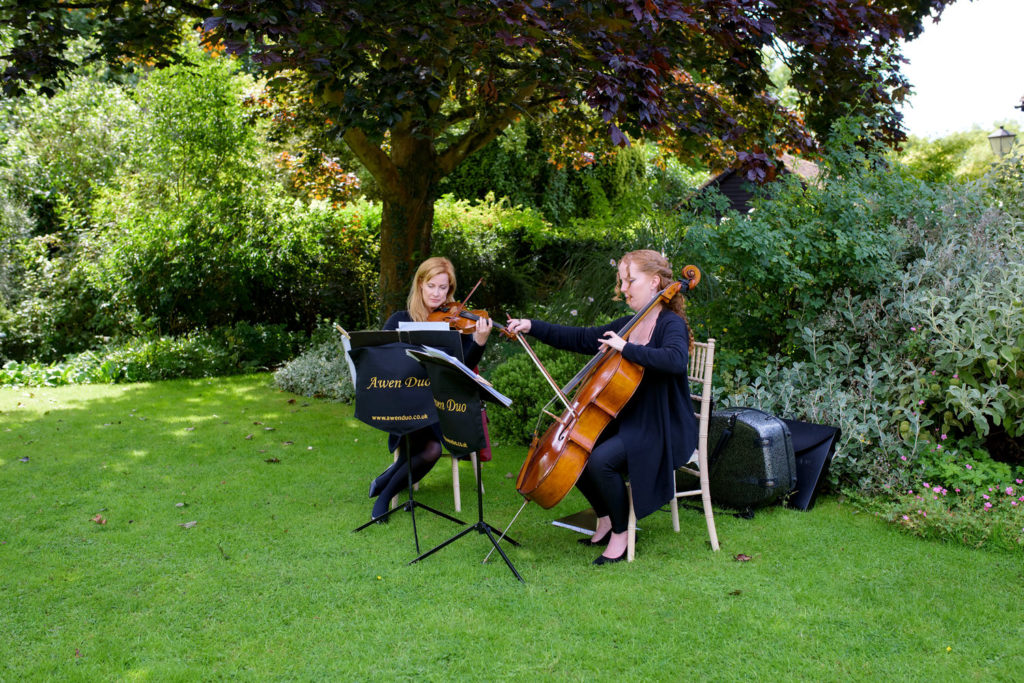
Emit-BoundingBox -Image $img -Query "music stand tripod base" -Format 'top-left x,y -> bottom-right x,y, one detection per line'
409,454 -> 523,581
352,434 -> 466,556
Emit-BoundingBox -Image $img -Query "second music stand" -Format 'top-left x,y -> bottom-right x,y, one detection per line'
405,346 -> 523,581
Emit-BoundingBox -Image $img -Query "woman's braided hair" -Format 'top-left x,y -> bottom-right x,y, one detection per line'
617,249 -> 694,352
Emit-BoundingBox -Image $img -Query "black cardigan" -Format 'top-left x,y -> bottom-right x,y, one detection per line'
527,311 -> 698,520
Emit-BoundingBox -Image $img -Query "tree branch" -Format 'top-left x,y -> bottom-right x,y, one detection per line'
342,128 -> 400,195
437,82 -> 540,176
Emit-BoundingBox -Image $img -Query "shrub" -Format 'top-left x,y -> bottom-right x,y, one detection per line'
715,164 -> 1024,549
272,334 -> 355,402
0,75 -> 140,361
487,342 -> 581,446
879,477 -> 1024,553
0,323 -> 301,387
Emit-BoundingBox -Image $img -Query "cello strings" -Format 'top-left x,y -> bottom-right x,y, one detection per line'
479,499 -> 528,565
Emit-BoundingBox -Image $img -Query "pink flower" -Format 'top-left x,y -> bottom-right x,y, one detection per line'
940,434 -> 947,440
911,326 -> 917,332
1007,487 -> 1015,496
966,464 -> 973,470
900,455 -> 907,461
902,515 -> 909,521
937,445 -> 942,450
983,494 -> 990,500
1016,479 -> 1023,485
955,488 -> 961,493
953,374 -> 958,379
984,502 -> 992,510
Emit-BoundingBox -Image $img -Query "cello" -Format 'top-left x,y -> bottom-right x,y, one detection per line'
514,265 -> 702,509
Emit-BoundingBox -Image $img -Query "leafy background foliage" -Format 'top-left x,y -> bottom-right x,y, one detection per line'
1,31 -> 1021,550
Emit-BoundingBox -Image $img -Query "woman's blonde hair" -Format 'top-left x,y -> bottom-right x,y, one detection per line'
406,256 -> 457,322
617,249 -> 694,350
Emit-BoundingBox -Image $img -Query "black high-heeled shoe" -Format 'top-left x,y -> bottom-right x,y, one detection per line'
577,530 -> 611,546
592,548 -> 627,565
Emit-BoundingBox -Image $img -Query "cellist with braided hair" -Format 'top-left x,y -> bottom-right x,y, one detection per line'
507,250 -> 698,565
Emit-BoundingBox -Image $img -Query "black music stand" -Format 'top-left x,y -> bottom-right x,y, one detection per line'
405,346 -> 523,581
348,330 -> 467,553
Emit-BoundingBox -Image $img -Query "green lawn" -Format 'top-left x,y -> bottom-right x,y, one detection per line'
2,374 -> 1021,681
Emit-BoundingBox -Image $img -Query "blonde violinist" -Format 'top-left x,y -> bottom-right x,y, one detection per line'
368,256 -> 493,522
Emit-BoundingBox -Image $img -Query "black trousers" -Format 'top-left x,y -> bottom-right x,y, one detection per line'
575,433 -> 629,533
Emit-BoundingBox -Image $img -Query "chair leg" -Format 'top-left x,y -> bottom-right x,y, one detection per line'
626,484 -> 636,562
451,456 -> 461,513
470,451 -> 483,494
670,496 -> 680,533
699,468 -> 720,552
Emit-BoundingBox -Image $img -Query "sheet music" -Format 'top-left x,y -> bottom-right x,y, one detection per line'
406,346 -> 513,408
398,321 -> 450,332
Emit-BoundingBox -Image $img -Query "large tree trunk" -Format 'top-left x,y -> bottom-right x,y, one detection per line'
344,101 -> 525,319
378,180 -> 435,317
344,125 -> 441,319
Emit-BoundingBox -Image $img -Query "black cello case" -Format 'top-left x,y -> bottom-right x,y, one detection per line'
704,407 -> 796,510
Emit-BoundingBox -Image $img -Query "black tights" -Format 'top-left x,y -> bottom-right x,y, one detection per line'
371,429 -> 443,519
574,434 -> 629,533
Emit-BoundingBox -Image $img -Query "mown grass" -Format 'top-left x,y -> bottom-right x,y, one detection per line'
2,374 -> 1022,681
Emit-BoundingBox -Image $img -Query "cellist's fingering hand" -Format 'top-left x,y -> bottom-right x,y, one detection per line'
473,315 -> 493,345
506,318 -> 531,335
599,331 -> 626,353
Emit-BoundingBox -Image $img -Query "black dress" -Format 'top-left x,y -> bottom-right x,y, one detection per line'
527,311 -> 697,520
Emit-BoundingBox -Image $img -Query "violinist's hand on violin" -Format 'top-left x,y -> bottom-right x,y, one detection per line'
473,315 -> 493,345
506,318 -> 531,335
599,331 -> 626,353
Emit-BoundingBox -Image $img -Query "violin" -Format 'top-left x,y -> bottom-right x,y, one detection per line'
428,302 -> 513,338
427,276 -> 516,340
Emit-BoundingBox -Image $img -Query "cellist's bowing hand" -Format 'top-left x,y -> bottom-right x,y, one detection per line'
473,315 -> 493,345
506,318 -> 531,335
599,331 -> 626,353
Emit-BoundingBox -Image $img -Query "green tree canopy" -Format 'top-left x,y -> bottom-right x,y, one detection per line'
2,0 -> 956,310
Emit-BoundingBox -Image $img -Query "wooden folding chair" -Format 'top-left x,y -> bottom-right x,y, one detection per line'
627,337 -> 720,560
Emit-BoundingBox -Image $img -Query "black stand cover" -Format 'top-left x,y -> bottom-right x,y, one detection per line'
405,346 -> 523,581
783,419 -> 840,511
347,330 -> 467,551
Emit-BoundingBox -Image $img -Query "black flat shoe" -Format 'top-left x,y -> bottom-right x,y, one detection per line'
592,549 -> 626,565
577,530 -> 611,546
370,513 -> 389,525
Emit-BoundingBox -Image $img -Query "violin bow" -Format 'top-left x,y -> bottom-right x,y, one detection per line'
460,277 -> 484,307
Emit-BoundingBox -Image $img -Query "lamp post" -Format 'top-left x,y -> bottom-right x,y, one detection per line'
988,126 -> 1017,158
